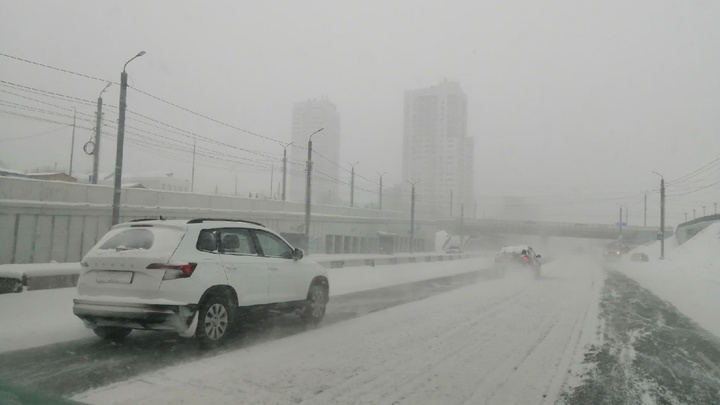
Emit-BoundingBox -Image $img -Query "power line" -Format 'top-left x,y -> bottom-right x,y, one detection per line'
0,80 -> 106,108
0,52 -> 115,84
128,85 -> 284,145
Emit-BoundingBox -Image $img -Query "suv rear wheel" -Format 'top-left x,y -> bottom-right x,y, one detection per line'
196,296 -> 233,345
301,283 -> 328,324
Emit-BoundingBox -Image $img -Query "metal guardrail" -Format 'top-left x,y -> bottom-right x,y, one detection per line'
0,253 -> 485,294
676,214 -> 720,231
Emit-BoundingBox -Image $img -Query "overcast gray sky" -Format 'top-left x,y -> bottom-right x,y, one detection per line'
1,0 -> 718,225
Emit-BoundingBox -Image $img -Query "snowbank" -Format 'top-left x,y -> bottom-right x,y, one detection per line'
0,262 -> 82,280
618,222 -> 720,337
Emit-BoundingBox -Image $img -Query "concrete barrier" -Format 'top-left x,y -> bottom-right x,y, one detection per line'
0,253 -> 486,293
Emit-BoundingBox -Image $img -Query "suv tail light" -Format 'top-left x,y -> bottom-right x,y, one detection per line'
147,262 -> 197,280
522,255 -> 529,261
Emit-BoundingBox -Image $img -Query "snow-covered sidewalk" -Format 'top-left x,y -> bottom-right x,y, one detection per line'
74,256 -> 604,405
0,257 -> 491,353
617,222 -> 720,337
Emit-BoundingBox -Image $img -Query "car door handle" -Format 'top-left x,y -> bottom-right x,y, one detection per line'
268,266 -> 279,271
224,265 -> 238,271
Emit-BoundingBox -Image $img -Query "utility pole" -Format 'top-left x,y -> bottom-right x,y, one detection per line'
460,204 -> 464,249
68,108 -> 76,177
112,51 -> 145,225
281,142 -> 291,201
92,82 -> 111,184
702,205 -> 706,217
660,176 -> 665,259
378,171 -> 387,210
408,180 -> 421,253
190,139 -> 196,192
653,171 -> 665,260
304,128 -> 324,250
270,164 -> 274,199
350,161 -> 359,207
450,190 -> 453,217
625,206 -> 629,225
644,192 -> 647,227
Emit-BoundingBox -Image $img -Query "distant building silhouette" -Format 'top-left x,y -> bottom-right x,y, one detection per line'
403,80 -> 474,215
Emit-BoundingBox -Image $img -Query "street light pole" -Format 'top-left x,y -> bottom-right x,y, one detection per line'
92,82 -> 111,184
702,205 -> 706,217
304,128 -> 324,250
112,51 -> 145,226
349,161 -> 359,207
69,108 -> 76,177
281,142 -> 292,201
407,180 -> 421,253
190,139 -> 196,192
378,171 -> 387,211
652,171 -> 665,260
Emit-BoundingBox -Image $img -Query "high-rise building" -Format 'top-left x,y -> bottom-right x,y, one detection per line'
403,80 -> 474,215
289,98 -> 341,204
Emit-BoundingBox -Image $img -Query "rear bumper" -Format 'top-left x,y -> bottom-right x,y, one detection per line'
73,299 -> 197,333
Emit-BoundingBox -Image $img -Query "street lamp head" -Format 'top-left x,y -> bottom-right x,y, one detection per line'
308,128 -> 324,142
124,51 -> 147,72
651,170 -> 664,179
100,82 -> 112,96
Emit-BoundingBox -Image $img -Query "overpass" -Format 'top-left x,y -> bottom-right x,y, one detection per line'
0,176 -> 670,264
439,218 -> 673,244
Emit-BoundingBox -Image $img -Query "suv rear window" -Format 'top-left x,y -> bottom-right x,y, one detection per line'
99,229 -> 154,250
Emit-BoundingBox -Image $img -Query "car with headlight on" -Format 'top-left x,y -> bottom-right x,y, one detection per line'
603,250 -> 622,262
73,218 -> 329,345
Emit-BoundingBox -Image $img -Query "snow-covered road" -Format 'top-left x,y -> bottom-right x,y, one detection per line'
76,256 -> 604,405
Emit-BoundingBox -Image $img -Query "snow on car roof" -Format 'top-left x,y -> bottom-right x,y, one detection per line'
114,219 -> 267,231
499,245 -> 530,253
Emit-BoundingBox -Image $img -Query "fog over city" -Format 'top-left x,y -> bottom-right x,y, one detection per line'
1,0 -> 719,225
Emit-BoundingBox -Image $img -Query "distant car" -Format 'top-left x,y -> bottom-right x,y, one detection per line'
73,218 -> 329,345
631,252 -> 649,262
494,245 -> 542,277
603,250 -> 622,262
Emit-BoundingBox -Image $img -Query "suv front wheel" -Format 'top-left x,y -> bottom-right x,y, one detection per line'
301,283 -> 328,324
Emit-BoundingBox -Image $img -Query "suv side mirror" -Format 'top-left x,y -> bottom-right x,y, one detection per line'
293,248 -> 304,261
536,254 -> 542,258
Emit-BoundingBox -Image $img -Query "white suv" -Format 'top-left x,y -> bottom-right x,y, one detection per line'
73,218 -> 329,344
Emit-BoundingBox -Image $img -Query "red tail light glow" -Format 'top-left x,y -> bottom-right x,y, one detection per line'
522,255 -> 529,261
147,262 -> 197,279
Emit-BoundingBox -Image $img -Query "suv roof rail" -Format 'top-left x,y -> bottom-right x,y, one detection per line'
186,218 -> 265,227
130,216 -> 165,222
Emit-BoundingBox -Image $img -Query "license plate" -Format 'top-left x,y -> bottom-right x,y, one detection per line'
96,271 -> 133,284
